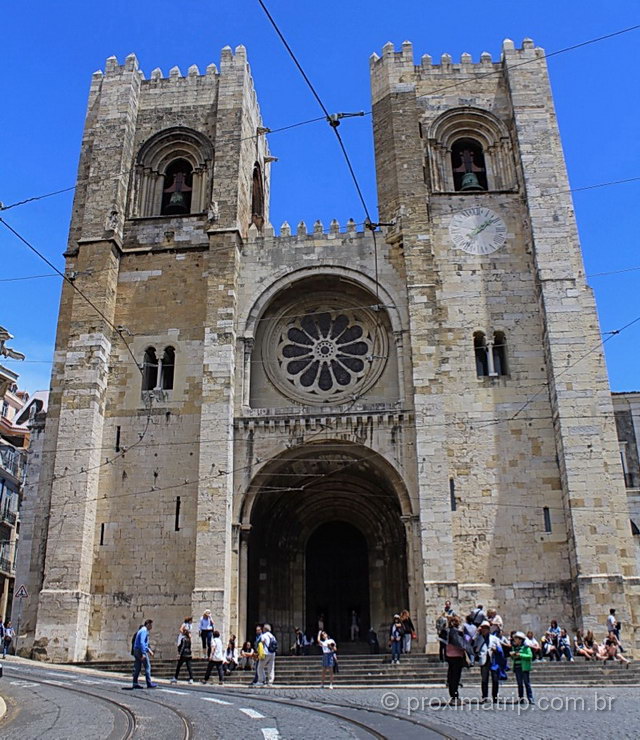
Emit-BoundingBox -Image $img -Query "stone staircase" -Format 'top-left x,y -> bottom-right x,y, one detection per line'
76,654 -> 639,687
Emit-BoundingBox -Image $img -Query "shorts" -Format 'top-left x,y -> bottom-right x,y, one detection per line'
322,653 -> 334,668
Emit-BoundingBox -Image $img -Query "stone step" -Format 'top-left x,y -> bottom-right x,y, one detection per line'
82,659 -> 638,686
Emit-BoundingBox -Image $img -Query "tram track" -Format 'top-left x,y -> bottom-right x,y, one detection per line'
5,662 -> 459,739
6,676 -> 137,740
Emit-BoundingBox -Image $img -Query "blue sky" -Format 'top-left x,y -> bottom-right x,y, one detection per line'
2,1 -> 639,393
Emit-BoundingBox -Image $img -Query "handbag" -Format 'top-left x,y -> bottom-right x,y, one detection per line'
411,631 -> 417,640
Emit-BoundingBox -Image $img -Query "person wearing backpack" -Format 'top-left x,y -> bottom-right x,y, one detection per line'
256,623 -> 277,686
172,629 -> 194,684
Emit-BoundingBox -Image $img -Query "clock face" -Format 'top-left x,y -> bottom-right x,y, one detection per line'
448,207 -> 507,255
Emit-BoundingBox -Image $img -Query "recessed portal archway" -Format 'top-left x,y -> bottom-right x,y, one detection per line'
244,443 -> 410,649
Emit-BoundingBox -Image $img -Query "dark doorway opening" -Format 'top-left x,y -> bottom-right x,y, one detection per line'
305,521 -> 370,643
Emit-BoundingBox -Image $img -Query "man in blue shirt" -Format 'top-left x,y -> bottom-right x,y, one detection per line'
132,619 -> 156,688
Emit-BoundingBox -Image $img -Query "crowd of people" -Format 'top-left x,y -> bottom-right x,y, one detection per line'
128,602 -> 630,694
436,601 -> 631,705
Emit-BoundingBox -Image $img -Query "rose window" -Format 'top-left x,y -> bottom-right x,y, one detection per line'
264,298 -> 388,404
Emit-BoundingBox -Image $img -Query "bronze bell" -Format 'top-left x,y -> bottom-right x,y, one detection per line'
460,172 -> 484,191
163,170 -> 192,215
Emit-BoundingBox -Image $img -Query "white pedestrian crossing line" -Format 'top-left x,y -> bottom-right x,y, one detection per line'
202,697 -> 232,705
261,729 -> 280,740
160,688 -> 188,695
10,680 -> 39,687
239,708 -> 265,719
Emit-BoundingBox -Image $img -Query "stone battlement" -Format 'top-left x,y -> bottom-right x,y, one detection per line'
95,44 -> 252,81
247,217 -> 369,241
370,37 -> 542,75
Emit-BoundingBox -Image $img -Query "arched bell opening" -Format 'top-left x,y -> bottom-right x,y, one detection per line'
243,444 -> 410,650
161,158 -> 194,215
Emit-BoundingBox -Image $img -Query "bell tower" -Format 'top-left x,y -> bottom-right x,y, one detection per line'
34,46 -> 271,662
370,38 -> 639,646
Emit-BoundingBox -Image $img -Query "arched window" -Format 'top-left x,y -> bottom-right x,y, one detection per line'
251,163 -> 264,228
132,127 -> 214,217
161,159 -> 193,215
142,347 -> 158,390
474,332 -> 489,377
492,331 -> 508,376
426,107 -> 516,193
451,138 -> 487,191
160,347 -> 175,390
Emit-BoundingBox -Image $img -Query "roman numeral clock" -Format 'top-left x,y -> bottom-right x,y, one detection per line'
448,206 -> 507,255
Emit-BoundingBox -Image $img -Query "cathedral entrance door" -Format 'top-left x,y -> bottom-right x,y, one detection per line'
305,521 -> 370,643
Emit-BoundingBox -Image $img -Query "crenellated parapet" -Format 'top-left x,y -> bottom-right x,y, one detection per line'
246,217 -> 369,244
370,37 -> 544,104
98,43 -> 254,82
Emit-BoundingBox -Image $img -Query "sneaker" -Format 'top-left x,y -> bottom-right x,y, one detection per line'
188,679 -> 194,684
329,684 -> 334,690
146,683 -> 157,689
132,684 -> 144,690
170,678 -> 178,684
218,681 -> 224,686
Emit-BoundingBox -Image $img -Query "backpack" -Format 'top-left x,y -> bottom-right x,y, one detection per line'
267,635 -> 278,654
436,615 -> 447,632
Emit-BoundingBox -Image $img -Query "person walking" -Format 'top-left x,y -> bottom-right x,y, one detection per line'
198,610 -> 214,659
349,611 -> 360,642
511,631 -> 534,704
389,615 -> 404,665
473,620 -> 501,704
250,625 -> 263,685
132,619 -> 156,689
172,629 -> 194,684
436,610 -> 449,663
399,610 -> 415,654
2,620 -> 14,658
318,630 -> 337,689
445,615 -> 467,705
462,615 -> 477,666
202,630 -> 225,685
256,623 -> 277,686
469,604 -> 487,627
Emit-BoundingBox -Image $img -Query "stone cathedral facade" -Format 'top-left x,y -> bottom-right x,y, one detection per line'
19,38 -> 639,662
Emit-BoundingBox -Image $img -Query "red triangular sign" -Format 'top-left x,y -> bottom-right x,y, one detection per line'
14,584 -> 29,598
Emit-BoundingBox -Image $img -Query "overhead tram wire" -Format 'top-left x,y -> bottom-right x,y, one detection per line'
3,23 -> 639,217
14,295 -> 640,516
0,215 -> 155,476
8,23 -> 640,495
0,114 -> 330,214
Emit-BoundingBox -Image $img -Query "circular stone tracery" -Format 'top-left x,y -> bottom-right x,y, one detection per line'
264,295 -> 388,405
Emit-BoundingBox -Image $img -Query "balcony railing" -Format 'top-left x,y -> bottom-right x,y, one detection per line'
0,556 -> 14,574
0,508 -> 17,526
0,444 -> 25,481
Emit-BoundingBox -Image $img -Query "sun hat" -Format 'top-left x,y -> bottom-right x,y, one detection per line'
514,631 -> 527,640
480,620 -> 491,628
